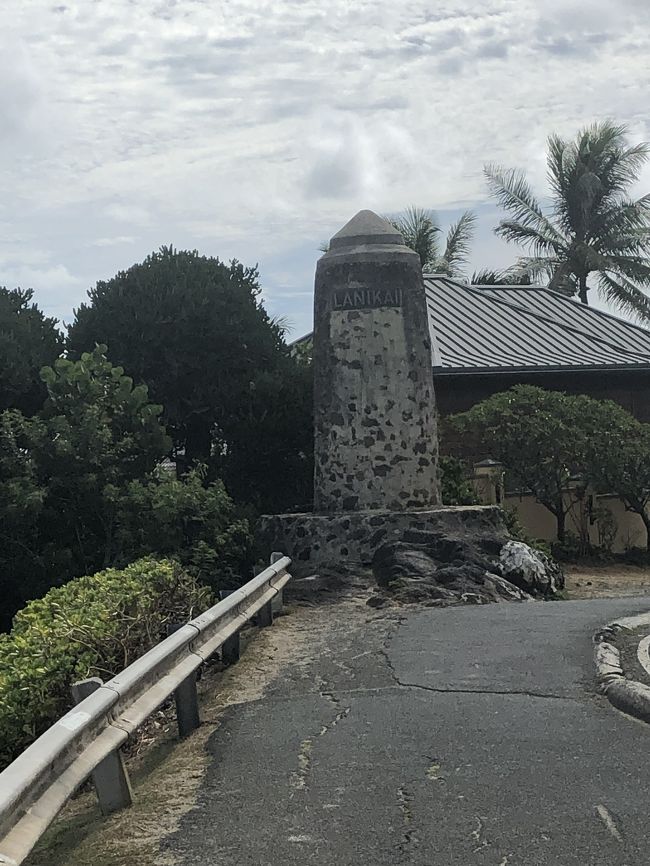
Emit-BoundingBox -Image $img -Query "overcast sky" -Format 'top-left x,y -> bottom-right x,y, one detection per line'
2,0 -> 649,338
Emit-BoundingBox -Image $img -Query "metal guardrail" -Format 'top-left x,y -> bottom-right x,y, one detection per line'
0,555 -> 291,866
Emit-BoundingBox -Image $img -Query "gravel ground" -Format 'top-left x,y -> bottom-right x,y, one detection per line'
565,564 -> 650,599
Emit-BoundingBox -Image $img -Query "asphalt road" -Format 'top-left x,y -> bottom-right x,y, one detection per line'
165,597 -> 650,865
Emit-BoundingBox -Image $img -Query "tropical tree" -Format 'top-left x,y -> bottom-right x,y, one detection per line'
588,411 -> 650,550
0,347 -> 170,627
450,386 -> 589,543
0,287 -> 63,415
387,206 -> 476,275
0,347 -> 253,630
67,247 -> 312,512
484,121 -> 650,320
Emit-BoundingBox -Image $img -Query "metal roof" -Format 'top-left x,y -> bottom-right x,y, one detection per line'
424,276 -> 650,374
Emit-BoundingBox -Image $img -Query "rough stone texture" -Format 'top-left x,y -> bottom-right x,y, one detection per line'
258,505 -> 505,576
371,528 -> 529,605
313,209 -> 441,512
371,532 -> 565,606
498,540 -> 565,596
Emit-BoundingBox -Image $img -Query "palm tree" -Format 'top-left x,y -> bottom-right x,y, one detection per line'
387,206 -> 476,276
471,269 -> 532,285
484,121 -> 650,320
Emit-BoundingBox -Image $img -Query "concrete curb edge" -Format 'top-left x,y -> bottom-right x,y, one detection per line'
594,612 -> 650,724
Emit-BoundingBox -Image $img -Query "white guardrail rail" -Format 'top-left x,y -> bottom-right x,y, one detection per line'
0,555 -> 291,866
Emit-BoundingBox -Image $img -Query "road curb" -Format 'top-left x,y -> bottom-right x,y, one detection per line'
594,612 -> 650,723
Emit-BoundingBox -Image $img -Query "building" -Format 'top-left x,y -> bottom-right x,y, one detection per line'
427,275 -> 650,550
426,275 -> 650,424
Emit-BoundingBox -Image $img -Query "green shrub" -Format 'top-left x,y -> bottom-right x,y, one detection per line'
439,456 -> 478,506
0,558 -> 212,770
550,532 -> 583,562
112,468 -> 253,592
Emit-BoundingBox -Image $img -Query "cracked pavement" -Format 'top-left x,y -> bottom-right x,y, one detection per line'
163,595 -> 650,865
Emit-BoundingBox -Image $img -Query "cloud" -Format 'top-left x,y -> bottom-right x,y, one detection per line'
104,204 -> 151,227
92,236 -> 136,247
0,39 -> 45,147
0,0 -> 646,332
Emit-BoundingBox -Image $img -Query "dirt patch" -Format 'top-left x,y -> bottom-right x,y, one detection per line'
565,564 -> 650,599
25,596 -> 382,866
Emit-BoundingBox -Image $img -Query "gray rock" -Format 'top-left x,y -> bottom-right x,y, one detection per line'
498,541 -> 564,596
372,530 -> 531,605
370,526 -> 564,605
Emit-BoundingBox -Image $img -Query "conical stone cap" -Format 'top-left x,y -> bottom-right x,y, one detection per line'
328,209 -> 405,251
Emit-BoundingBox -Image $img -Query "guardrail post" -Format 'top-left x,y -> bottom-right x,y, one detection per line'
222,630 -> 240,665
71,678 -> 133,815
167,624 -> 201,738
270,552 -> 285,614
257,599 -> 274,628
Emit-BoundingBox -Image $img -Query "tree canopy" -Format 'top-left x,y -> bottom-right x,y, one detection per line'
67,247 -> 312,512
0,287 -> 63,414
0,347 -> 169,625
450,385 -> 650,549
485,121 -> 650,320
0,346 -> 252,630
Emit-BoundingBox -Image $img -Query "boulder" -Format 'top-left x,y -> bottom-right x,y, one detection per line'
372,529 -> 563,605
498,541 -> 564,596
372,530 -> 531,605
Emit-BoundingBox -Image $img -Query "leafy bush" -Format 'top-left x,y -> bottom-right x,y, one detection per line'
550,532 -> 583,562
450,385 -> 650,549
113,468 -> 253,591
0,348 -> 253,629
0,347 -> 172,628
0,558 -> 212,770
439,456 -> 478,506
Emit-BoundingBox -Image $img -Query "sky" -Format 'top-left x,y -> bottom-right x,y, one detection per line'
2,0 -> 649,339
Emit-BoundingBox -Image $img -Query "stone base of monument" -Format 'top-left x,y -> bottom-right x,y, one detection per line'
258,505 -> 564,605
258,505 -> 503,575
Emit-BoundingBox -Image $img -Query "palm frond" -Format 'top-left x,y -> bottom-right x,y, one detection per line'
471,269 -> 502,285
584,245 -> 650,287
484,164 -> 548,229
441,211 -> 476,275
471,268 -> 532,285
270,314 -> 294,336
605,255 -> 650,285
600,142 -> 650,194
387,206 -> 440,269
597,272 -> 650,322
494,219 -> 565,256
508,256 -> 564,284
547,133 -> 570,204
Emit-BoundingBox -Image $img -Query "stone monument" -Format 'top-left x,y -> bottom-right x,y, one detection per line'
313,209 -> 441,512
259,210 -> 501,575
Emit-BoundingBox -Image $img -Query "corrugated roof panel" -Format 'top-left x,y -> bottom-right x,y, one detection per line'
475,286 -> 650,354
425,277 -> 650,372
